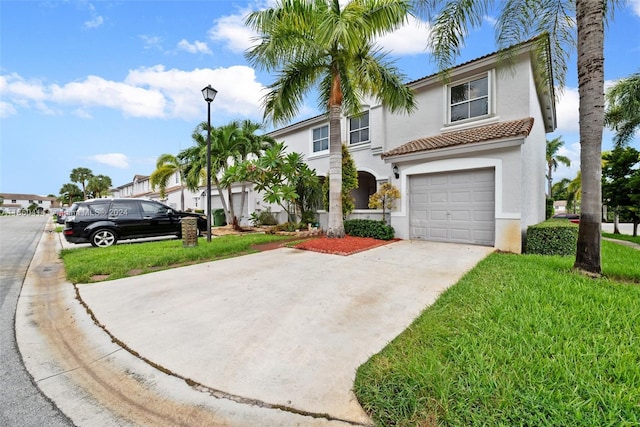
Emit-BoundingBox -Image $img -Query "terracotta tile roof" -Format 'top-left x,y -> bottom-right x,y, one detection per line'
382,117 -> 534,159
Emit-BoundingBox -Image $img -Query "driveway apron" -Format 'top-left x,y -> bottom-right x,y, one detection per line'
77,240 -> 493,424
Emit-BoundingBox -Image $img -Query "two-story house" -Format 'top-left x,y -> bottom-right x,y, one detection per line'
268,36 -> 556,253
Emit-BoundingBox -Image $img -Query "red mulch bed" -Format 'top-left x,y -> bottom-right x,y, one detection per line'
293,235 -> 399,256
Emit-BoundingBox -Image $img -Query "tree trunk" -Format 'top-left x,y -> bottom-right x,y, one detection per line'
613,211 -> 620,234
326,71 -> 345,238
573,0 -> 604,275
547,165 -> 553,198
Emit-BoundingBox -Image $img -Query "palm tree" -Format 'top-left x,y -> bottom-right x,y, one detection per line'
604,71 -> 640,148
70,167 -> 94,200
179,121 -> 243,224
245,0 -> 416,238
59,183 -> 82,206
546,137 -> 571,198
86,175 -> 112,198
566,172 -> 582,214
234,119 -> 276,222
418,0 -> 614,274
150,154 -> 185,210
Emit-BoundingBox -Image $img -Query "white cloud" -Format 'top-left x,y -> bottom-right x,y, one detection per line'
554,86 -> 580,134
376,16 -> 432,55
630,0 -> 640,17
177,39 -> 212,55
0,65 -> 266,121
89,153 -> 130,169
208,10 -> 257,53
139,35 -> 163,50
0,101 -> 17,118
84,15 -> 103,29
49,75 -> 168,118
483,15 -> 497,26
83,3 -> 104,29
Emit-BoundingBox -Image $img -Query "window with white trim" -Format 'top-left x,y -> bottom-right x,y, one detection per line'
349,111 -> 369,144
449,75 -> 489,123
312,125 -> 329,152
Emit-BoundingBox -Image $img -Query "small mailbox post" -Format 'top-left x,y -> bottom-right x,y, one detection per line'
181,217 -> 198,247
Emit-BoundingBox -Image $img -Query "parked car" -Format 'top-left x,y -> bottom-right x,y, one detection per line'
63,198 -> 207,247
552,213 -> 580,224
55,208 -> 68,224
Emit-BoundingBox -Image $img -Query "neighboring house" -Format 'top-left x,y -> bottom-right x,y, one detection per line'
0,193 -> 61,213
108,37 -> 555,253
269,36 -> 556,253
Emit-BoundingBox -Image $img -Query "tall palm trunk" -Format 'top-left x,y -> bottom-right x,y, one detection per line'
327,102 -> 344,237
327,69 -> 345,238
573,0 -> 604,275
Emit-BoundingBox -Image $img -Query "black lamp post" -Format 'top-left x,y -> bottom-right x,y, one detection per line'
201,85 -> 218,242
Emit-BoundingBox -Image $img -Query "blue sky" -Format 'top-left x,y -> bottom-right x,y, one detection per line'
1,0 -> 639,197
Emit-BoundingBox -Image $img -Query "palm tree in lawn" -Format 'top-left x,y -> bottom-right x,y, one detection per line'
70,167 -> 94,200
418,0 -> 617,274
150,154 -> 186,210
245,0 -> 416,238
234,119 -> 276,223
604,72 -> 640,148
546,137 -> 571,199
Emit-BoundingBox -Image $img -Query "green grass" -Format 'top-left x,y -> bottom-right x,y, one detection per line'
603,231 -> 640,245
354,240 -> 640,426
60,234 -> 293,284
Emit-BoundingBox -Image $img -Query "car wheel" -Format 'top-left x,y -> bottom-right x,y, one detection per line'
91,229 -> 117,247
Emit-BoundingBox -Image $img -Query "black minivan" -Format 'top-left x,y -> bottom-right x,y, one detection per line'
63,198 -> 207,247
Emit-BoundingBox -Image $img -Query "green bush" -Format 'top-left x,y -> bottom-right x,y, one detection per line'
344,219 -> 395,240
250,208 -> 278,226
525,220 -> 578,255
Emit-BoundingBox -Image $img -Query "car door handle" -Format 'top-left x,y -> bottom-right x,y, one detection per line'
143,216 -> 152,219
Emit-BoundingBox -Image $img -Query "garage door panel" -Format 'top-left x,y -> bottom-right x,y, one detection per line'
410,169 -> 495,246
451,191 -> 471,203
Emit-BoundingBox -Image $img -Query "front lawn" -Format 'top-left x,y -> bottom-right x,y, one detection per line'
354,240 -> 640,426
60,234 -> 293,284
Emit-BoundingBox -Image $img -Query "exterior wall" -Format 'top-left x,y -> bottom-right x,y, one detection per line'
0,194 -> 59,213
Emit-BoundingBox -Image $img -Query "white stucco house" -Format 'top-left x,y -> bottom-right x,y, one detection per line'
267,36 -> 556,253
110,36 -> 555,253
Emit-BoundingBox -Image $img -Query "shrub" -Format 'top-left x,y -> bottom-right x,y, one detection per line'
273,221 -> 306,232
250,208 -> 278,226
344,219 -> 395,240
525,220 -> 578,255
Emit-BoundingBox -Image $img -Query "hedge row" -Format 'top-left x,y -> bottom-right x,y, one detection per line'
344,219 -> 395,240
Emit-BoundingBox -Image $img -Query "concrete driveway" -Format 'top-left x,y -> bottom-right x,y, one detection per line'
77,240 -> 493,425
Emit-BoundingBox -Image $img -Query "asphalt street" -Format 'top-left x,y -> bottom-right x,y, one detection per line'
0,215 -> 72,427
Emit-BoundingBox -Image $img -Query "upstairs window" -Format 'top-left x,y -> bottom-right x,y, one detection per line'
449,75 -> 488,123
312,125 -> 329,152
349,111 -> 369,144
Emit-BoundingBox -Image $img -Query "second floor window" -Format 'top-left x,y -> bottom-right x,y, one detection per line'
349,111 -> 369,144
450,75 -> 488,122
312,125 -> 329,152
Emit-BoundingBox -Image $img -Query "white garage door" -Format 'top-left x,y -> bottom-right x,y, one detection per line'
410,168 -> 495,246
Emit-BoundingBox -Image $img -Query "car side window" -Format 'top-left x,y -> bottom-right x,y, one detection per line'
140,201 -> 167,216
109,201 -> 140,218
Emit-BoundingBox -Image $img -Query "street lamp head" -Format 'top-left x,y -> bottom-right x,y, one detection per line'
201,85 -> 218,103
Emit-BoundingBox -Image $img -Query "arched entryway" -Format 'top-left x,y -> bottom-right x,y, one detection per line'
351,171 -> 377,209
